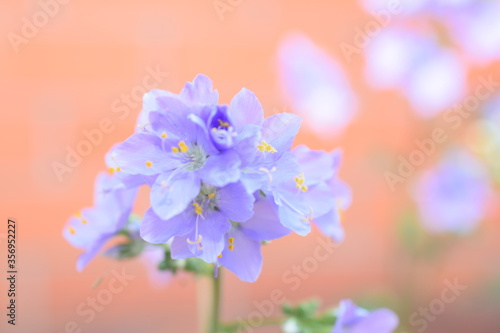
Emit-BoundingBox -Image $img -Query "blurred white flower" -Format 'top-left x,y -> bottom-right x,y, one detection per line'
277,33 -> 357,137
365,29 -> 466,118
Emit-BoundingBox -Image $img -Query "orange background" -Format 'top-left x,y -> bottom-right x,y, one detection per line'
1,1 -> 499,332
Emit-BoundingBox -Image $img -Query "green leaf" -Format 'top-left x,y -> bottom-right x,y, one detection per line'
281,300 -> 336,333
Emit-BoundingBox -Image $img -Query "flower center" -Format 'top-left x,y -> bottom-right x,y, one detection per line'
171,140 -> 208,171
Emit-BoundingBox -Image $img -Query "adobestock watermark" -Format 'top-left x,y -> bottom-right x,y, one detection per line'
213,0 -> 244,21
385,74 -> 500,192
7,0 -> 72,54
340,0 -> 403,63
51,65 -> 168,183
233,237 -> 340,333
409,277 -> 467,333
54,268 -> 135,333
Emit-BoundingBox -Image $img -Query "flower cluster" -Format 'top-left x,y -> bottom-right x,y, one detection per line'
64,75 -> 351,282
363,0 -> 500,118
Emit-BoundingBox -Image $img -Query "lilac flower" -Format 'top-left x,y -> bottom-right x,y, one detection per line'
216,195 -> 291,282
63,172 -> 137,271
277,33 -> 357,137
365,29 -> 465,118
141,181 -> 255,263
236,116 -> 351,239
444,1 -> 500,64
107,75 -> 262,222
293,145 -> 352,241
332,299 -> 399,333
413,148 -> 491,234
169,194 -> 290,282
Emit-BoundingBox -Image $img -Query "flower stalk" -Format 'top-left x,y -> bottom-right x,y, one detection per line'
208,267 -> 222,333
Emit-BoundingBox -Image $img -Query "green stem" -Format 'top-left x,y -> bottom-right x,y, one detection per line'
208,267 -> 222,333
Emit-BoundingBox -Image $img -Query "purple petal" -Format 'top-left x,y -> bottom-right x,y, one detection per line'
230,88 -> 264,131
275,194 -> 312,236
150,171 -> 201,220
294,145 -> 341,186
111,132 -> 170,175
199,150 -> 241,187
242,197 -> 291,241
171,236 -> 195,259
348,309 -> 399,333
187,211 -> 231,263
76,235 -> 110,271
261,113 -> 302,156
218,229 -> 263,282
217,181 -> 255,222
180,74 -> 219,105
136,88 -> 178,131
140,208 -> 194,244
313,208 -> 344,242
333,299 -> 399,333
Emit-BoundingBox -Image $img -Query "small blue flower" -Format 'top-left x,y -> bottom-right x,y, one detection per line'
63,172 -> 137,271
332,299 -> 399,333
216,195 -> 291,282
413,148 -> 491,234
293,145 -> 352,241
141,181 -> 255,263
365,29 -> 465,118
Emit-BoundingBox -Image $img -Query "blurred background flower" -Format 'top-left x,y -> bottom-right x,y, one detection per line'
277,33 -> 357,137
365,29 -> 466,118
412,148 -> 491,235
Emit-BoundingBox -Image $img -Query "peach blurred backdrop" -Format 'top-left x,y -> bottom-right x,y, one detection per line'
1,1 -> 499,332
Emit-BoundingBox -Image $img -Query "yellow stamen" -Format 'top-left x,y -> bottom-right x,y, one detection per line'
228,244 -> 235,251
294,174 -> 308,192
115,167 -> 121,172
75,211 -> 82,218
193,203 -> 203,215
68,227 -> 76,235
228,237 -> 235,244
257,141 -> 277,153
218,254 -> 223,259
208,193 -> 215,199
187,234 -> 203,245
178,141 -> 189,153
161,131 -> 168,139
81,219 -> 88,225
172,141 -> 189,153
109,167 -> 115,174
145,161 -> 153,168
218,119 -> 230,128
